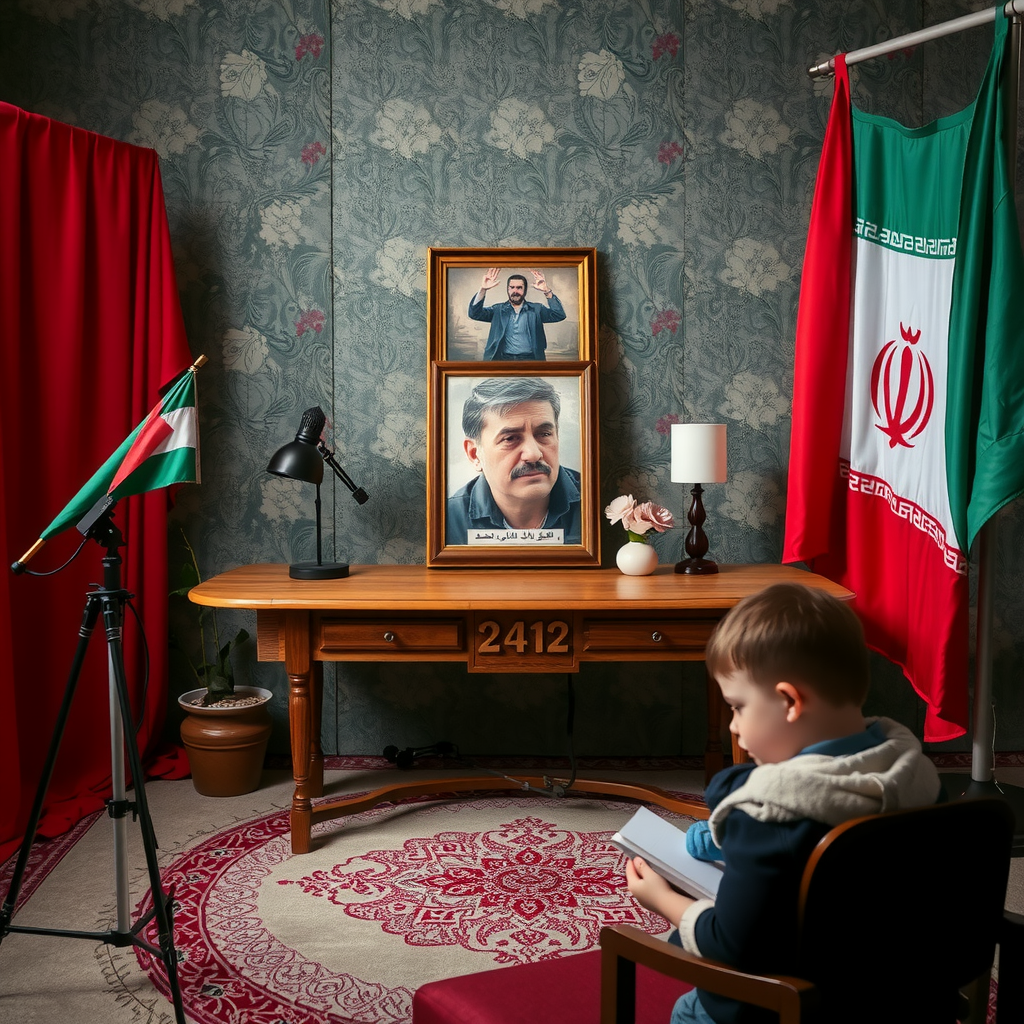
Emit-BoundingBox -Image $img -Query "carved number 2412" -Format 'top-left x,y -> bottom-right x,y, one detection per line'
477,620 -> 570,655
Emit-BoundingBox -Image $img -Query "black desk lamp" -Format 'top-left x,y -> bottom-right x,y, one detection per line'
266,406 -> 369,580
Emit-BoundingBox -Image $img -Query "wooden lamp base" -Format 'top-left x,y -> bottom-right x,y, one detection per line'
674,483 -> 719,575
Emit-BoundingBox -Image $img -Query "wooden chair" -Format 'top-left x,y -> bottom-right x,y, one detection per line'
413,798 -> 1020,1024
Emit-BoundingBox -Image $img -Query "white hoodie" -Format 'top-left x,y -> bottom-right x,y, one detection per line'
708,716 -> 941,847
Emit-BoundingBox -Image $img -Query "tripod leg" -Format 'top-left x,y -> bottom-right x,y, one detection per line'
0,595 -> 102,938
109,658 -> 131,935
101,592 -> 187,1024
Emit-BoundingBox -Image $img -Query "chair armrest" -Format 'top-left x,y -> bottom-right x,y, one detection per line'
599,924 -> 817,1024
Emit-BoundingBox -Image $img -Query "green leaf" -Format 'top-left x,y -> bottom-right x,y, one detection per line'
169,560 -> 201,598
202,673 -> 234,704
170,529 -> 251,699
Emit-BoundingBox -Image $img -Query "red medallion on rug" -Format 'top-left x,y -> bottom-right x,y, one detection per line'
134,796 -> 683,1024
279,813 -> 642,964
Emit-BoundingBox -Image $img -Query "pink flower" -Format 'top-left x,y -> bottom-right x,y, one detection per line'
301,141 -> 326,166
656,414 -> 680,436
629,501 -> 675,534
652,33 -> 680,60
604,494 -> 637,527
295,309 -> 326,336
658,141 -> 684,165
295,33 -> 325,60
651,309 -> 681,336
605,494 -> 674,539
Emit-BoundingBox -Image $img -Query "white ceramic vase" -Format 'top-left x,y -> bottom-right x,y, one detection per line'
616,540 -> 659,576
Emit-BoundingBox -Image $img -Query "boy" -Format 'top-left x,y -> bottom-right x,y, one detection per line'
625,583 -> 941,1024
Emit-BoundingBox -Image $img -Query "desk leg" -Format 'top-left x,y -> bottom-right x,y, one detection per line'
285,610 -> 314,854
704,666 -> 724,783
704,668 -> 748,775
309,660 -> 324,798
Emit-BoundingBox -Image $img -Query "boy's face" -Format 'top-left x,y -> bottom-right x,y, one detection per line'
717,667 -> 802,765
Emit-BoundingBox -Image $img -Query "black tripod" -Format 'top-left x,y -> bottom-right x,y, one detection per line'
0,507 -> 186,1023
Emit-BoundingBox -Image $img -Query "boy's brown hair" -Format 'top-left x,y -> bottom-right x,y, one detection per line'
705,583 -> 870,706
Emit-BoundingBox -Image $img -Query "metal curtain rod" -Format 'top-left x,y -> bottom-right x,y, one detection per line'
808,0 -> 1024,77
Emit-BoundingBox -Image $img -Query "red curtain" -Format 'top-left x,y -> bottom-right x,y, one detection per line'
0,103 -> 193,864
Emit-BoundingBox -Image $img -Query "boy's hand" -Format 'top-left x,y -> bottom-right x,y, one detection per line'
625,856 -> 696,926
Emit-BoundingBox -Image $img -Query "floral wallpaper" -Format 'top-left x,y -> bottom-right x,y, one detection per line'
2,0 -> 1022,758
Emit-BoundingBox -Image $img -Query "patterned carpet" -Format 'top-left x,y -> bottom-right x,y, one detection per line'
135,792 -> 695,1024
5,758 -> 1020,1023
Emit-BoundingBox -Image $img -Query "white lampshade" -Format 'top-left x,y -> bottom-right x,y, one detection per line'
670,423 -> 727,484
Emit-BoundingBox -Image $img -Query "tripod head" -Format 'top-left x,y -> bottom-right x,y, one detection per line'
76,494 -> 125,557
10,493 -> 125,577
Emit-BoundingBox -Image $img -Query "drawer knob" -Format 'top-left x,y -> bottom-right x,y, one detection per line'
651,631 -> 663,643
383,631 -> 395,643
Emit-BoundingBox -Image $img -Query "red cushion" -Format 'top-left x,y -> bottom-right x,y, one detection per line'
412,949 -> 692,1024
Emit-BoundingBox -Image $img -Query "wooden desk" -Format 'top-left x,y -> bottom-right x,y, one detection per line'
189,563 -> 851,853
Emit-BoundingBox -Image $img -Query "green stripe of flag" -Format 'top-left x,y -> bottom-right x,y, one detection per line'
40,368 -> 198,540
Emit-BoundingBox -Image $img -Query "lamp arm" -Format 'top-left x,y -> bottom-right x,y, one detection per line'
317,442 -> 369,503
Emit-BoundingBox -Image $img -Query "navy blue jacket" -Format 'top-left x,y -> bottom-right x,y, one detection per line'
693,764 -> 829,1024
689,720 -> 937,1023
445,466 -> 581,545
467,293 -> 566,360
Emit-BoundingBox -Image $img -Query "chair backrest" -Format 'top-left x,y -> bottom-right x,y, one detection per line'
797,797 -> 1014,1024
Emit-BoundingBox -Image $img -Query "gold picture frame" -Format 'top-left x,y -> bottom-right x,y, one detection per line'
427,362 -> 601,567
427,246 -> 598,363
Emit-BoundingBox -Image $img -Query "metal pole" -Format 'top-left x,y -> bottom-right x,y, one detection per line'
809,0 -> 1024,78
109,650 -> 132,933
968,2 -> 1022,784
972,527 -> 997,784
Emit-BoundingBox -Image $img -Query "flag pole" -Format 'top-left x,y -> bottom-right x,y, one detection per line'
948,5 -> 1024,809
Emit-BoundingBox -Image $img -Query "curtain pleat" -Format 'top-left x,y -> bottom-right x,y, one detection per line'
0,103 -> 192,864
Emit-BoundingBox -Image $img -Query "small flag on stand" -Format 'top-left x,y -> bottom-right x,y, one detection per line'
40,357 -> 204,541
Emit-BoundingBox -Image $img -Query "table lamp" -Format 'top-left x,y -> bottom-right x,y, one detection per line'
670,423 -> 727,575
266,406 -> 369,580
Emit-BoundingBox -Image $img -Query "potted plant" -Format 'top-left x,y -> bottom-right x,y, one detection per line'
604,494 -> 675,575
171,530 -> 272,796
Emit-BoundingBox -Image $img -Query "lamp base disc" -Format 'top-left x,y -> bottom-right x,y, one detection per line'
289,562 -> 350,580
675,558 -> 719,575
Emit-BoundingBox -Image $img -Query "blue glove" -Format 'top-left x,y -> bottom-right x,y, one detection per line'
685,819 -> 722,861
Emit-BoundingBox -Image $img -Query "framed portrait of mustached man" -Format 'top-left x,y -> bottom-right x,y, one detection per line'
426,362 -> 600,568
427,247 -> 597,363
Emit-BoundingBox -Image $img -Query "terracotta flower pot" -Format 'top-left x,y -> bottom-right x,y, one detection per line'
178,686 -> 273,797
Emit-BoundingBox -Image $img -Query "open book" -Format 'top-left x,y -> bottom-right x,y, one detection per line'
611,805 -> 724,900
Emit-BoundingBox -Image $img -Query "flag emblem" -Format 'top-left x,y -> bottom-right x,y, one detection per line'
870,322 -> 934,449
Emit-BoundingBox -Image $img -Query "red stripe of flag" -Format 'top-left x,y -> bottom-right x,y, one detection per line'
107,408 -> 173,494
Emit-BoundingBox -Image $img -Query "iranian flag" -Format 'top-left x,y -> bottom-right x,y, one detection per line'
40,362 -> 201,540
784,11 -> 1024,742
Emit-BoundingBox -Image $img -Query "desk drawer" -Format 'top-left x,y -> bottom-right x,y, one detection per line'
582,618 -> 716,656
318,618 -> 464,654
